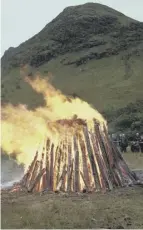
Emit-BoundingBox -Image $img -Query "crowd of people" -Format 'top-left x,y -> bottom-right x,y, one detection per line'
110,132 -> 143,153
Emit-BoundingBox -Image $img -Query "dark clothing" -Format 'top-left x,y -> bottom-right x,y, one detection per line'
119,136 -> 128,153
135,136 -> 140,142
139,143 -> 143,153
131,141 -> 140,152
139,138 -> 143,153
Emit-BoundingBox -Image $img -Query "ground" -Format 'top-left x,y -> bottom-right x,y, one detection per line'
1,152 -> 143,229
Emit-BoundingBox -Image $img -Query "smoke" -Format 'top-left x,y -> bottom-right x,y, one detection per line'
1,154 -> 24,188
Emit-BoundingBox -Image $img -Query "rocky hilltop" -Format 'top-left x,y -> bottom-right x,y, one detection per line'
2,3 -> 143,71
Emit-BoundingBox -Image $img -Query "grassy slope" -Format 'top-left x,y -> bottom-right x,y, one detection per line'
1,51 -> 143,113
1,153 -> 143,229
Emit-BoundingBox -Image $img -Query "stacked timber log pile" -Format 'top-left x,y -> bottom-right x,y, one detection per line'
18,118 -> 137,193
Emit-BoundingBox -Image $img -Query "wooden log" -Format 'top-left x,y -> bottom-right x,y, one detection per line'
92,121 -> 114,191
98,142 -> 113,191
21,172 -> 29,187
83,126 -> 101,191
68,159 -> 74,192
73,135 -> 80,192
28,168 -> 46,192
112,167 -> 120,187
64,139 -> 68,191
42,172 -> 47,191
56,143 -> 63,188
101,148 -> 120,186
101,133 -> 121,188
114,168 -> 124,187
94,123 -> 113,186
93,120 -> 125,188
92,123 -> 114,190
27,160 -> 40,190
61,136 -> 68,191
24,151 -> 38,186
79,134 -> 91,191
109,140 -> 131,186
102,124 -> 114,166
67,138 -> 72,191
54,145 -> 60,170
45,139 -> 51,189
90,132 -> 106,191
97,123 -> 113,169
53,145 -> 60,190
117,161 -> 135,186
49,143 -> 54,190
80,171 -> 89,190
38,151 -> 45,191
110,140 -> 136,182
26,159 -> 40,188
29,151 -> 38,172
56,164 -> 67,191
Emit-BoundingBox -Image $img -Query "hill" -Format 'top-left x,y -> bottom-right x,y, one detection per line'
1,2 -> 143,132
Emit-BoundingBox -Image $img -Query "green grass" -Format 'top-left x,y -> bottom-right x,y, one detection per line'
123,152 -> 143,170
1,187 -> 143,229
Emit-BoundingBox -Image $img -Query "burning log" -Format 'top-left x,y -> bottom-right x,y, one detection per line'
80,171 -> 89,191
56,164 -> 67,191
24,160 -> 40,191
28,168 -> 46,192
37,150 -> 45,192
53,144 -> 61,190
45,139 -> 51,188
83,126 -> 102,191
68,159 -> 74,192
60,136 -> 68,191
49,143 -> 54,190
92,123 -> 114,190
56,144 -> 63,188
67,138 -> 72,191
22,151 -> 38,187
73,135 -> 80,192
90,131 -> 107,191
79,134 -> 91,191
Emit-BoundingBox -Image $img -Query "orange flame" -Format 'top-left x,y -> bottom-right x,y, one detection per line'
1,74 -> 106,169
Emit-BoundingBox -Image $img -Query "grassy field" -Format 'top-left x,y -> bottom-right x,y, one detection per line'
123,152 -> 143,170
1,152 -> 143,229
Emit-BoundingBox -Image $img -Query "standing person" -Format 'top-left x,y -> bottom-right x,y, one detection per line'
111,133 -> 118,148
134,133 -> 140,152
139,135 -> 143,153
131,141 -> 140,152
135,133 -> 140,142
119,134 -> 128,153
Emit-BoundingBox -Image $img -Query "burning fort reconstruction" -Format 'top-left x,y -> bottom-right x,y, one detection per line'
1,75 -> 138,193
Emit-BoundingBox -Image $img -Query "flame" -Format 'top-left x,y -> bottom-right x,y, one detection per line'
25,76 -> 105,123
1,74 -> 106,169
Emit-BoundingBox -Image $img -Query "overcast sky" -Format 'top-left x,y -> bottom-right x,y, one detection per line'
1,0 -> 143,56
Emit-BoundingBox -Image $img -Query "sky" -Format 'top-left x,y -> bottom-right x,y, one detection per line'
1,0 -> 143,56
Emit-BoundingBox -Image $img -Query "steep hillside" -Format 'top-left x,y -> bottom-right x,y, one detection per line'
1,2 -> 143,130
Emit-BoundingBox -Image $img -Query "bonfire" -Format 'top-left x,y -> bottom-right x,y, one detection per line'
20,117 -> 137,193
1,75 -> 138,193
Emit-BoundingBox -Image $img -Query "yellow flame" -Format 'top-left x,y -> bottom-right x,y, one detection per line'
1,74 -> 106,169
26,76 -> 106,122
